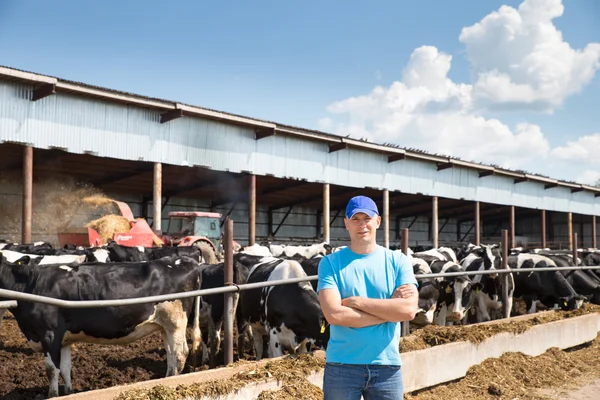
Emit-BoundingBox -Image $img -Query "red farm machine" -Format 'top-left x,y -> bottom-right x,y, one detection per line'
58,200 -> 224,263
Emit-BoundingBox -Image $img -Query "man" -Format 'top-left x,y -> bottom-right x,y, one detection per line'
317,195 -> 418,400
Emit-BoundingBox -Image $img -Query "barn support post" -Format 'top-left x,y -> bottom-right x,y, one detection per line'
323,183 -> 330,243
22,146 -> 33,244
383,189 -> 389,248
431,197 -> 438,248
509,206 -> 515,249
153,162 -> 162,232
593,215 -> 597,249
223,217 -> 234,366
541,210 -> 547,248
248,174 -> 256,246
572,232 -> 578,266
474,201 -> 480,245
568,212 -> 573,250
501,229 -> 510,318
400,228 -> 410,336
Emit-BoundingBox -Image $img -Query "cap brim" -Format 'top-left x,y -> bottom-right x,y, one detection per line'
347,209 -> 378,218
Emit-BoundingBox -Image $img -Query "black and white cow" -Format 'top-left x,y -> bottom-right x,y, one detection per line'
509,252 -> 586,313
541,253 -> 600,305
0,254 -> 202,398
410,259 -> 439,326
429,260 -> 483,325
237,255 -> 329,360
105,242 -> 202,263
268,242 -> 332,259
195,260 -> 250,367
461,244 -> 514,323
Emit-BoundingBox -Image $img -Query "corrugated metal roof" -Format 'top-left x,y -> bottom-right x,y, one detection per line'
0,63 -> 600,211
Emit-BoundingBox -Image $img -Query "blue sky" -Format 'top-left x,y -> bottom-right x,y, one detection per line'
0,0 -> 599,183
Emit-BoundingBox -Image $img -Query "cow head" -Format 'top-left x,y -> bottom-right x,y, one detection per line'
413,281 -> 439,325
481,244 -> 502,277
440,278 -> 483,321
559,294 -> 587,311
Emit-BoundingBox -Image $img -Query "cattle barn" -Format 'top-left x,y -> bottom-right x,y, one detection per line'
0,65 -> 598,250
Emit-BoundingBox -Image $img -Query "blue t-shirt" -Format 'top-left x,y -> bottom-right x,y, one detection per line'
317,245 -> 417,366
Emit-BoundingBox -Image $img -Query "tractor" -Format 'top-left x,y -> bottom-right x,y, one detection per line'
58,201 -> 226,264
161,211 -> 223,264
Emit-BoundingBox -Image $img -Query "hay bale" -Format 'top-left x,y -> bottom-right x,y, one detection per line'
86,215 -> 131,243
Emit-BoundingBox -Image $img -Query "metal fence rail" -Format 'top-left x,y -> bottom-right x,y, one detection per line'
1,265 -> 599,309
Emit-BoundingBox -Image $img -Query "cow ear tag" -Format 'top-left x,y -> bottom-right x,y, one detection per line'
475,288 -> 480,295
320,321 -> 326,333
445,286 -> 452,294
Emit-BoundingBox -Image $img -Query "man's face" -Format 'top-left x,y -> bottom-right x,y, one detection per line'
344,212 -> 381,244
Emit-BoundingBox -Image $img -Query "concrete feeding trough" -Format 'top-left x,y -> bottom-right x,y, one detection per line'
61,312 -> 600,400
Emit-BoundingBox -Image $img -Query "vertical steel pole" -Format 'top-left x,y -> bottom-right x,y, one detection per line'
501,229 -> 510,318
22,146 -> 33,244
223,218 -> 234,366
432,197 -> 438,248
383,189 -> 389,248
474,201 -> 480,245
153,162 -> 162,232
400,228 -> 410,336
248,175 -> 256,246
541,210 -> 547,248
323,183 -> 330,243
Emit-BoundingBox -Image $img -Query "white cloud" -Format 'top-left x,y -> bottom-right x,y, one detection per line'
550,133 -> 600,165
320,0 -> 599,181
459,0 -> 600,112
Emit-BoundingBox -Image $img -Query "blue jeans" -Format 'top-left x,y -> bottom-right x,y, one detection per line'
323,362 -> 403,400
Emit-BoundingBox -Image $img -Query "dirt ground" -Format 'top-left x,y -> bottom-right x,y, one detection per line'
2,308 -> 599,400
0,312 -> 249,399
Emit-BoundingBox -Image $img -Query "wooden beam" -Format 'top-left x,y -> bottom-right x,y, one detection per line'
153,162 -> 162,232
514,177 -> 528,184
541,209 -> 546,248
255,127 -> 276,140
329,142 -> 348,153
31,83 -> 56,101
160,109 -> 183,124
544,182 -> 559,190
479,170 -> 494,178
22,146 -> 33,244
388,153 -> 406,163
323,183 -> 330,243
568,212 -> 573,250
571,187 -> 584,193
437,162 -> 453,171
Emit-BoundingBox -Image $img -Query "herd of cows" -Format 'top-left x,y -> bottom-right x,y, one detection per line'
1,239 -> 600,398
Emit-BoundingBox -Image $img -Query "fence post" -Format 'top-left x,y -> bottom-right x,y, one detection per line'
501,229 -> 510,318
572,232 -> 578,266
223,217 -> 234,366
400,228 -> 410,337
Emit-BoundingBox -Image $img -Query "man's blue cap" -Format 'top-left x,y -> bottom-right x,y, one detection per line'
345,196 -> 379,219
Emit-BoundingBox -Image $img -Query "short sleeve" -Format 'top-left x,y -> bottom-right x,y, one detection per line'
395,252 -> 418,289
317,256 -> 338,293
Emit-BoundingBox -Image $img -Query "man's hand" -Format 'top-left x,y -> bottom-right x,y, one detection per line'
341,296 -> 363,309
392,284 -> 418,299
